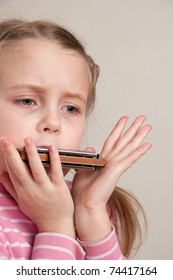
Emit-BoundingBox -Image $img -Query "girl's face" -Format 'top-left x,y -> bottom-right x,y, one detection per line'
0,39 -> 91,172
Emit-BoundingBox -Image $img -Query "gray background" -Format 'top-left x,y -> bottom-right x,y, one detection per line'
0,0 -> 172,259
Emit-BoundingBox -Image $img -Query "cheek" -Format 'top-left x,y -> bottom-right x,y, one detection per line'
0,114 -> 23,171
63,123 -> 86,150
73,124 -> 85,145
0,113 -> 18,135
0,113 -> 30,147
0,127 -> 23,147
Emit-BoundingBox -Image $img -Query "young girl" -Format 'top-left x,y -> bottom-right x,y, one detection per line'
0,19 -> 152,260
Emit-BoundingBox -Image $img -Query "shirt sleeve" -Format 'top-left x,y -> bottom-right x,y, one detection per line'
0,228 -> 9,260
77,225 -> 126,260
31,232 -> 86,260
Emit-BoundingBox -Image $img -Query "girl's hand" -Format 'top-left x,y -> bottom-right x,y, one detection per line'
0,137 -> 75,238
72,115 -> 152,241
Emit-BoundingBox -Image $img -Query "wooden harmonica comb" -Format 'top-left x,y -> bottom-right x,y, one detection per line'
18,147 -> 106,170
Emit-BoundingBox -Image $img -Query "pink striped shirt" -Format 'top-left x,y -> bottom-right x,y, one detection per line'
0,183 -> 125,260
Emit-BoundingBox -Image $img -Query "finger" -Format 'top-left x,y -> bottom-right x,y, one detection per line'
0,172 -> 17,200
116,142 -> 152,176
0,137 -> 32,187
113,115 -> 147,153
24,137 -> 49,185
2,148 -> 25,198
3,154 -> 21,187
49,145 -> 64,185
114,124 -> 152,161
100,116 -> 129,158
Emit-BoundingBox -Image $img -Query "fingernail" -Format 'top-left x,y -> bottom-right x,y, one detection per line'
140,115 -> 146,120
120,116 -> 129,122
24,137 -> 32,148
49,145 -> 56,153
0,136 -> 9,148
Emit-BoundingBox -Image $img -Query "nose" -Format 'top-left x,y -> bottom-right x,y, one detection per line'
38,108 -> 61,134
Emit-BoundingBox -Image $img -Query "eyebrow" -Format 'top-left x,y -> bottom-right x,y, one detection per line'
7,84 -> 44,93
61,92 -> 87,104
7,83 -> 87,104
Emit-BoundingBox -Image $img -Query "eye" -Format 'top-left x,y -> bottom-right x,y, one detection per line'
63,105 -> 80,114
16,98 -> 36,106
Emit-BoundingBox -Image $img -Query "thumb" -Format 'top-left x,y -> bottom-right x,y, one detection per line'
0,172 -> 17,200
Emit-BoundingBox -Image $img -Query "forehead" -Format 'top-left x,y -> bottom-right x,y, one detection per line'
0,38 -> 89,70
0,39 -> 91,93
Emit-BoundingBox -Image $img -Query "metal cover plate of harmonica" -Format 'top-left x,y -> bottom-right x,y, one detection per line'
18,147 -> 106,170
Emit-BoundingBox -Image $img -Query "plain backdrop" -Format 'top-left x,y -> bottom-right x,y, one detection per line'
0,0 -> 172,259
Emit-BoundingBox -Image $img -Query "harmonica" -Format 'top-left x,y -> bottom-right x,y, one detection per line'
18,147 -> 106,170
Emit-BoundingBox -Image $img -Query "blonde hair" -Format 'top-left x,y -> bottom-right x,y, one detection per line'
0,18 -> 146,258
